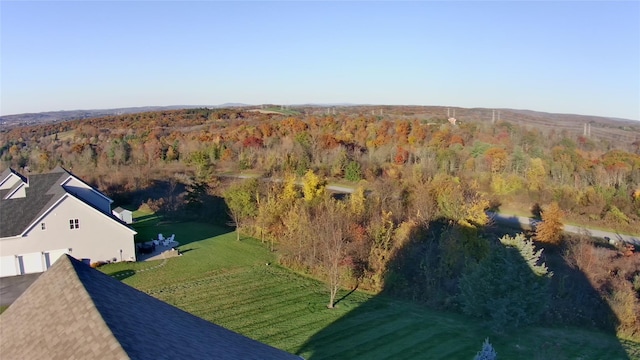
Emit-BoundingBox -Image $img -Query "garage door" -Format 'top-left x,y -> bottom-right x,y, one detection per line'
0,256 -> 18,277
19,252 -> 44,274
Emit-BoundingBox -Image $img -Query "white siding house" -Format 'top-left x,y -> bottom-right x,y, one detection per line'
0,167 -> 136,277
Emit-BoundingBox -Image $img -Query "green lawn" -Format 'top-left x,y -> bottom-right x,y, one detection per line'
99,219 -> 639,359
263,107 -> 301,116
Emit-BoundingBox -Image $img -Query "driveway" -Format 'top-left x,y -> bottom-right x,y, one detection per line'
0,273 -> 42,307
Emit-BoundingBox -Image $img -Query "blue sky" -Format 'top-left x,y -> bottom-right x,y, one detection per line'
1,1 -> 639,120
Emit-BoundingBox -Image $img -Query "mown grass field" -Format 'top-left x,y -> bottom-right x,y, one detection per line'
100,219 -> 640,359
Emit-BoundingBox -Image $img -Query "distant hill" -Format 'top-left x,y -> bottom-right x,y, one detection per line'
0,104 -> 247,128
2,104 -> 639,144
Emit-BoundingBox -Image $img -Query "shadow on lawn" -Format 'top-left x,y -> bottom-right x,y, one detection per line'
297,215 -> 631,359
111,177 -> 237,246
134,221 -> 233,249
132,213 -> 159,223
107,270 -> 136,281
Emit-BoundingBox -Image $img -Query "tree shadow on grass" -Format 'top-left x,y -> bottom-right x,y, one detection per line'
297,217 -> 633,360
333,285 -> 359,307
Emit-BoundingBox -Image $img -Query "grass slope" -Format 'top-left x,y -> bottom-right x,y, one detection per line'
100,221 -> 639,360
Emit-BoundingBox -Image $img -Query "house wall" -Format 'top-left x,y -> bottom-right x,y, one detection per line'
62,177 -> 111,214
0,173 -> 22,190
0,196 -> 135,276
6,184 -> 27,199
121,211 -> 133,224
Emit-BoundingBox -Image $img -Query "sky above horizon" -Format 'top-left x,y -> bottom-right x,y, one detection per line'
1,1 -> 639,120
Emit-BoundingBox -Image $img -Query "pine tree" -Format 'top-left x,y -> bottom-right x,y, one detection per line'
499,233 -> 549,276
473,338 -> 497,360
459,233 -> 551,332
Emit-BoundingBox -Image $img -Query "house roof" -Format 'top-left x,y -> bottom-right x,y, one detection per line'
0,255 -> 300,360
0,167 -> 131,237
113,206 -> 130,214
0,167 -> 27,187
0,169 -> 68,237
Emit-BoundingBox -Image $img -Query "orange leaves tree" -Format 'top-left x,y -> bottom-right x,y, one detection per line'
535,202 -> 565,245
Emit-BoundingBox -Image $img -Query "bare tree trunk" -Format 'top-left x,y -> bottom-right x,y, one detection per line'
327,255 -> 341,308
316,199 -> 349,309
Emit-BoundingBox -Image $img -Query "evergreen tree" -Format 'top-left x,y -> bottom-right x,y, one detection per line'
459,233 -> 551,332
473,338 -> 497,360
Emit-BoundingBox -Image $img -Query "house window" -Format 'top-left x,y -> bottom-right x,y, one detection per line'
69,219 -> 79,229
41,223 -> 46,230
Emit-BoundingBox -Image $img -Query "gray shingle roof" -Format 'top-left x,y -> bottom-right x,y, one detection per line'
0,255 -> 300,360
0,167 -> 129,237
0,168 -> 69,237
113,206 -> 127,213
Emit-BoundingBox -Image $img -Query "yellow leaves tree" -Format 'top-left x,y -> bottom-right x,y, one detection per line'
460,194 -> 490,229
536,202 -> 564,245
368,210 -> 396,291
302,169 -> 326,203
430,174 -> 489,228
349,186 -> 367,220
280,173 -> 299,204
526,158 -> 546,192
491,173 -> 524,195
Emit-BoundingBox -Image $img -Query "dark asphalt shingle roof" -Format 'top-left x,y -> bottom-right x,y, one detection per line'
0,255 -> 300,360
0,168 -> 69,237
0,167 -> 129,237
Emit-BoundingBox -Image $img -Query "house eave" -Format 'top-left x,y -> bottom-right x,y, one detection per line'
60,175 -> 114,203
20,194 -> 69,236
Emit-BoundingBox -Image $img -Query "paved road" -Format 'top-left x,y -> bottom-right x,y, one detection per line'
489,212 -> 640,246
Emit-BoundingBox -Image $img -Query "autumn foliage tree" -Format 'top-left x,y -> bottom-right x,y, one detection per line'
302,169 -> 326,203
535,202 -> 565,245
224,178 -> 258,241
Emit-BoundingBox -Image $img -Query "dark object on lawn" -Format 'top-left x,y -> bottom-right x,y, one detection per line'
138,243 -> 155,254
